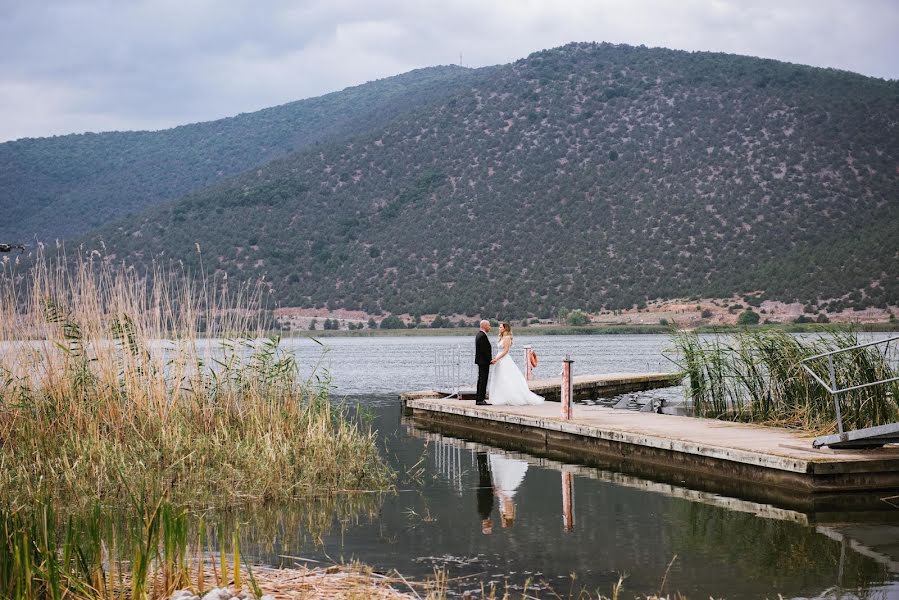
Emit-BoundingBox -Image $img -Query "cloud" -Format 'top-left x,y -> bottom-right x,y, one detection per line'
1,0 -> 897,142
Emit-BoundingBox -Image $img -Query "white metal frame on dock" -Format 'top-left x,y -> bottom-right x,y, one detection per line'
801,335 -> 899,448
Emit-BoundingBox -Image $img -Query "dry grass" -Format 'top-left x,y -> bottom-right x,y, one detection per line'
0,250 -> 392,508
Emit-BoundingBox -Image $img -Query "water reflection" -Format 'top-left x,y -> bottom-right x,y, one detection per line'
489,454 -> 528,529
476,452 -> 494,535
406,421 -> 899,598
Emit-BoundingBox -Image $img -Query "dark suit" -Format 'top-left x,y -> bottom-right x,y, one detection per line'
474,329 -> 492,404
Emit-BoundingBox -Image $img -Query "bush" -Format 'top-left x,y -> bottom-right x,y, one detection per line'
430,314 -> 453,328
567,309 -> 590,326
701,308 -> 714,319
379,314 -> 405,329
736,309 -> 760,325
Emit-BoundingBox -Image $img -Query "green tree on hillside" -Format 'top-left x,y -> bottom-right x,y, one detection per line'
379,315 -> 405,329
737,310 -> 761,325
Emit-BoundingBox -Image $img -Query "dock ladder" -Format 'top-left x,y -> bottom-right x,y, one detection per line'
801,335 -> 899,449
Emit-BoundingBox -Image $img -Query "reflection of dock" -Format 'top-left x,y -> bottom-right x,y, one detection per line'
817,524 -> 899,574
417,427 -> 899,578
400,393 -> 899,513
411,426 -> 812,525
452,372 -> 680,402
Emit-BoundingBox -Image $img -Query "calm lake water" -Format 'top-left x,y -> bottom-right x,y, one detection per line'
234,334 -> 899,599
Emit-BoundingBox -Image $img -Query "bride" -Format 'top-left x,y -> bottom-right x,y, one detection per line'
488,322 -> 544,406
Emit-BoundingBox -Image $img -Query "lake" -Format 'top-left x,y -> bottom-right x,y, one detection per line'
236,334 -> 899,599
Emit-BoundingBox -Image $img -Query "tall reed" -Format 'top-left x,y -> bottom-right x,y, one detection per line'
0,250 -> 392,507
0,496 -> 260,600
672,329 -> 899,432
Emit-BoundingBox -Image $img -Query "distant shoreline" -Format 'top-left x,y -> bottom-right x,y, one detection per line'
282,322 -> 899,338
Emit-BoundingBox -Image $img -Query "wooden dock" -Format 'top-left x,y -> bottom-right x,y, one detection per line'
453,372 -> 680,402
400,391 -> 899,511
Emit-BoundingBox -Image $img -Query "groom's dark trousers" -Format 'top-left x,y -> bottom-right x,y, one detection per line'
475,329 -> 492,404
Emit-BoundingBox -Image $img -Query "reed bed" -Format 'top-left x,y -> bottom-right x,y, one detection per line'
0,495 -> 408,600
0,250 -> 392,508
672,329 -> 899,432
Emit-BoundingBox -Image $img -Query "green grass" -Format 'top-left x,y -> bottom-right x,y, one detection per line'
0,495 -> 269,600
672,329 -> 899,432
692,322 -> 899,334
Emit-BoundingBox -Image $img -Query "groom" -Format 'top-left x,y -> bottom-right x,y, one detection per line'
474,320 -> 492,405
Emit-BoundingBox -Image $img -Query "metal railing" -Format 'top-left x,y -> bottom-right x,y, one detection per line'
800,335 -> 899,435
433,345 -> 463,399
800,335 -> 899,447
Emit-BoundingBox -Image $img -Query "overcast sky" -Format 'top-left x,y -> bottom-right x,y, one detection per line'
1,0 -> 897,142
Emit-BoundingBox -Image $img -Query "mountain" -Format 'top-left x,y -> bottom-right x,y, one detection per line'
0,65 -> 477,241
73,43 -> 899,317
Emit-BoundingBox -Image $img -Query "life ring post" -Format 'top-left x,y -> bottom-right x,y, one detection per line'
561,355 -> 574,420
524,345 -> 534,380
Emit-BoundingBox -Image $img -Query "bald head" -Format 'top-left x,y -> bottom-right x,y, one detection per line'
479,320 -> 491,332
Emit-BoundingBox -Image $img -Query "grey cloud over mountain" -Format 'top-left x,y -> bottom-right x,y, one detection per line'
1,0 -> 897,142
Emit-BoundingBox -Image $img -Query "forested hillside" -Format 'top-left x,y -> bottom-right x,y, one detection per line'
74,43 -> 899,316
0,65 -> 477,241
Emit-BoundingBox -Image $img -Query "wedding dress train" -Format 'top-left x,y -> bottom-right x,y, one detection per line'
487,341 -> 544,406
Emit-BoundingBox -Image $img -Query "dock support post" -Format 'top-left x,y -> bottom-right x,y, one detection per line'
561,355 -> 574,420
561,470 -> 574,531
524,345 -> 534,381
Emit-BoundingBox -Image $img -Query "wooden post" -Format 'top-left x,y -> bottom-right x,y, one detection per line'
561,470 -> 574,531
561,355 -> 574,420
524,345 -> 533,381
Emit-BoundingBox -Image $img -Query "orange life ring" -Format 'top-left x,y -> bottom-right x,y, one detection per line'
529,351 -> 538,368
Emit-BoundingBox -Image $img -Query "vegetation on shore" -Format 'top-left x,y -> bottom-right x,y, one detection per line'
672,329 -> 899,432
0,495 -> 407,600
0,252 -> 392,508
283,320 -> 899,338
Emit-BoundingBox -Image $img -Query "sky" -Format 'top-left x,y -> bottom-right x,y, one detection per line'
1,0 -> 898,143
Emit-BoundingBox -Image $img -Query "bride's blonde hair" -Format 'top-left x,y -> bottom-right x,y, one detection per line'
498,322 -> 512,340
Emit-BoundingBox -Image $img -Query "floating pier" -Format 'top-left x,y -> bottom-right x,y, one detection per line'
453,372 -> 680,402
400,388 -> 899,510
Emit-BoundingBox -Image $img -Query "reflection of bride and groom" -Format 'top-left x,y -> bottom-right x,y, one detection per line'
476,451 -> 529,534
474,320 -> 544,406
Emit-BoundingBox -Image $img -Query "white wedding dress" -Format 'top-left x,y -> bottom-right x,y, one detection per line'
487,337 -> 544,406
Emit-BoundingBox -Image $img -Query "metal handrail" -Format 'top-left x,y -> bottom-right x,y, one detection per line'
800,335 -> 899,436
433,345 -> 462,399
802,334 -> 899,364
